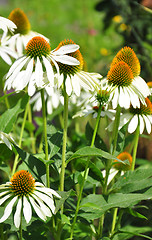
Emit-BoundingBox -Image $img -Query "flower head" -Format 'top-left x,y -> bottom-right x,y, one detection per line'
4,36 -> 80,96
6,8 -> 49,56
119,97 -> 152,134
113,152 -> 132,171
0,170 -> 60,228
104,46 -> 150,109
55,39 -> 102,96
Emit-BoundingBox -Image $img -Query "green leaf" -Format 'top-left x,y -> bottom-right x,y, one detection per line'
0,93 -> 29,133
79,189 -> 152,220
47,130 -> 63,159
14,145 -> 46,184
111,168 -> 152,193
126,207 -> 148,220
66,146 -> 120,166
55,190 -> 73,213
85,122 -> 107,151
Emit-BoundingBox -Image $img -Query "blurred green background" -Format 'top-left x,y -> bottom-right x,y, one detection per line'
1,0 -> 152,82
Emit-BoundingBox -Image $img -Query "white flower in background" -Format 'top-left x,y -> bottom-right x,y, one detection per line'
0,16 -> 16,41
0,131 -> 15,150
104,46 -> 150,109
0,38 -> 17,65
119,97 -> 152,134
0,170 -> 60,228
5,8 -> 49,56
4,36 -> 80,96
30,84 -> 62,114
54,39 -> 102,96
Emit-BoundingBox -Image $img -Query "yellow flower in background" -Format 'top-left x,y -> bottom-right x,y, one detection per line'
100,48 -> 109,56
112,15 -> 123,23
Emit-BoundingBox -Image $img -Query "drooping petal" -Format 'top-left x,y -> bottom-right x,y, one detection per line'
65,75 -> 72,96
71,75 -> 80,96
23,196 -> 32,224
14,197 -> 22,228
142,115 -> 151,134
32,193 -> 52,217
0,193 -> 13,206
0,196 -> 18,223
139,115 -> 145,134
35,57 -> 43,88
29,196 -> 46,221
33,190 -> 55,214
35,186 -> 60,199
42,56 -> 54,85
128,115 -> 138,133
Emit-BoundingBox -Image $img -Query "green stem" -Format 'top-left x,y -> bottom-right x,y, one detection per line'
70,104 -> 103,239
110,208 -> 118,236
99,104 -> 121,239
41,89 -> 50,188
3,90 -> 10,109
131,124 -> 140,171
27,102 -> 36,154
11,101 -> 29,176
59,79 -> 69,194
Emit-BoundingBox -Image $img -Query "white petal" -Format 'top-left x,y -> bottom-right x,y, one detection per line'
14,197 -> 22,228
0,196 -> 18,223
0,193 -> 12,205
42,56 -> 54,85
35,57 -> 43,88
142,115 -> 151,134
23,196 -> 32,224
65,75 -> 72,96
139,115 -> 145,134
53,55 -> 80,65
6,56 -> 28,78
29,196 -> 46,221
35,186 -> 60,198
71,75 -> 80,96
0,49 -> 12,65
128,115 -> 139,133
53,44 -> 79,55
134,76 -> 151,97
32,193 -> 52,217
34,191 -> 55,214
112,87 -> 119,109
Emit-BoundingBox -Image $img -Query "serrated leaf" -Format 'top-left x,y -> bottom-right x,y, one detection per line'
66,146 -> 120,166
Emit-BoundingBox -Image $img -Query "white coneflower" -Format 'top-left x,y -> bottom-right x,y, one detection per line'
6,8 -> 48,56
0,37 -> 17,65
4,36 -> 80,96
0,170 -> 60,228
104,46 -> 150,109
54,39 -> 102,96
119,97 -> 152,134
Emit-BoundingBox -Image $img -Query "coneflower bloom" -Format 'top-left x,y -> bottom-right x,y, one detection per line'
0,16 -> 16,41
54,39 -> 102,96
6,8 -> 49,56
102,152 -> 132,185
119,97 -> 152,134
4,36 -> 80,96
104,47 -> 150,109
0,170 -> 60,228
